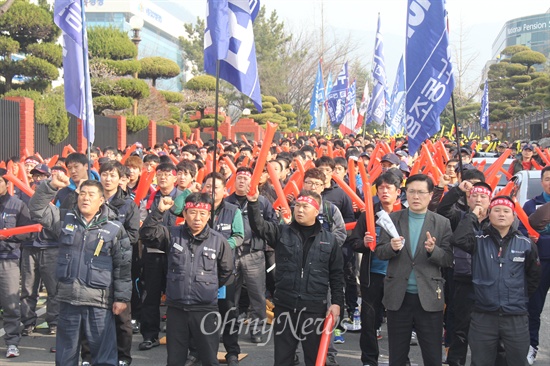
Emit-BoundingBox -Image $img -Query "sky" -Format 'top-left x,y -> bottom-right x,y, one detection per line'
180,0 -> 549,93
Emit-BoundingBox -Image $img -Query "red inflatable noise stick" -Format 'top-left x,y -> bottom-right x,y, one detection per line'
315,313 -> 335,366
0,224 -> 43,238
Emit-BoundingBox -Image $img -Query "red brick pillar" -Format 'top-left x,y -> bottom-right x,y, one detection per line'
76,119 -> 88,153
148,120 -> 157,149
109,115 -> 127,150
171,124 -> 180,141
219,117 -> 232,140
5,97 -> 34,157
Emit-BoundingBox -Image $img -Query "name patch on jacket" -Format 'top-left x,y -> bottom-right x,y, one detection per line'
513,257 -> 525,262
65,224 -> 75,232
216,223 -> 231,232
173,243 -> 184,252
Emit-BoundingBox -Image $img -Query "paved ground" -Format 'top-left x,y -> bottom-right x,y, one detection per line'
1,294 -> 549,366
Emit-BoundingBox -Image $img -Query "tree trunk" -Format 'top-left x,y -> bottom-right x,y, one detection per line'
0,0 -> 17,16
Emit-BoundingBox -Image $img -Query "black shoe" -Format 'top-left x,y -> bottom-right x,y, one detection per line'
22,325 -> 35,336
227,355 -> 239,366
184,354 -> 202,366
49,347 -> 56,353
138,338 -> 160,351
294,353 -> 300,365
49,325 -> 57,335
326,354 -> 340,366
131,319 -> 140,334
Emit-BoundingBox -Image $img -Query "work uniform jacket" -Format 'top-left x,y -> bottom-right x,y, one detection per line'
29,181 -> 132,309
452,213 -> 541,315
140,208 -> 233,311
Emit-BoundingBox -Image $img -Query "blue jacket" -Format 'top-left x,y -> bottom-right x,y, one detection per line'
452,213 -> 540,315
520,194 -> 550,260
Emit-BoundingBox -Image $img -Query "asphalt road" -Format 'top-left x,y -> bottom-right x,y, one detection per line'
1,295 -> 549,366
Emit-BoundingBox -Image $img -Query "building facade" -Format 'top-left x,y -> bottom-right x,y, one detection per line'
490,9 -> 550,65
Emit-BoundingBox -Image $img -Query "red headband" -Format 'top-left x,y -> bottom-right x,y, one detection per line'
470,186 -> 492,196
489,198 -> 515,210
236,171 -> 252,178
296,196 -> 320,210
185,202 -> 212,211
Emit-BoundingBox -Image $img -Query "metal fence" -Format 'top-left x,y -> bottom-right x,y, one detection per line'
0,99 -> 20,161
34,118 -> 78,158
506,110 -> 549,141
127,127 -> 149,148
92,116 -> 119,149
157,125 -> 175,145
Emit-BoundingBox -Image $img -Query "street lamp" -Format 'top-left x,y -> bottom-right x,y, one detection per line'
129,15 -> 144,115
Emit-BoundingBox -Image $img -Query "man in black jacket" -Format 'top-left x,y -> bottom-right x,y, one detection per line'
452,195 -> 541,366
225,166 -> 278,343
247,188 -> 344,366
348,171 -> 405,366
140,192 -> 233,366
139,163 -> 179,351
438,181 -> 493,366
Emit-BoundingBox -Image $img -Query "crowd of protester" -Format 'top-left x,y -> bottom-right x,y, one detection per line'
0,131 -> 549,366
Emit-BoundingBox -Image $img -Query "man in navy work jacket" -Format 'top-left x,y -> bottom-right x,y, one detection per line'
29,172 -> 132,366
452,195 -> 540,366
140,192 -> 233,366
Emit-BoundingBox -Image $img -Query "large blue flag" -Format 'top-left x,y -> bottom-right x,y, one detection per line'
327,62 -> 348,127
405,0 -> 455,155
54,0 -> 95,144
365,14 -> 387,126
480,80 -> 489,132
309,60 -> 325,130
204,0 -> 262,111
388,56 -> 405,136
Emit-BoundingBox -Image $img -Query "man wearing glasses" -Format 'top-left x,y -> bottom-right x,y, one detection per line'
376,174 -> 453,366
301,168 -> 346,247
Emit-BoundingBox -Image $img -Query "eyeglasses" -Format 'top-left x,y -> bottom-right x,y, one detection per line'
303,181 -> 324,188
406,190 -> 430,196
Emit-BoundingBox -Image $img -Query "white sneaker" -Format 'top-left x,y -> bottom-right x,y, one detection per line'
6,345 -> 19,358
527,345 -> 538,365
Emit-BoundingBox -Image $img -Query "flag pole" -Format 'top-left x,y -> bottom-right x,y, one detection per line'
451,93 -> 463,178
79,0 -> 92,178
211,59 -> 220,228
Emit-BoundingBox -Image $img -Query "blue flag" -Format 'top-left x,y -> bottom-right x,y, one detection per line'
320,71 -> 333,129
340,79 -> 359,135
480,80 -> 489,132
327,62 -> 348,127
54,0 -> 95,144
388,56 -> 405,136
365,14 -> 388,126
204,0 -> 262,111
309,60 -> 325,130
405,0 -> 455,155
